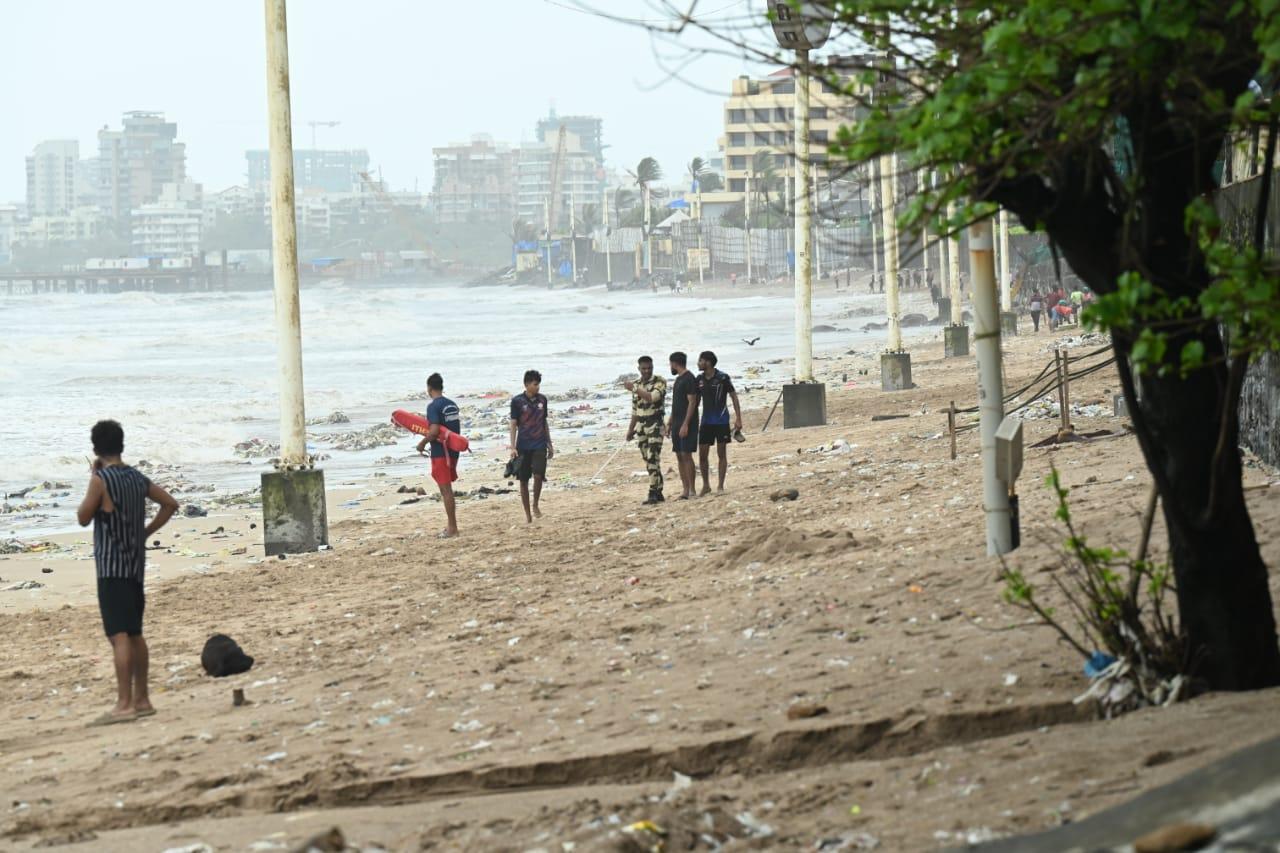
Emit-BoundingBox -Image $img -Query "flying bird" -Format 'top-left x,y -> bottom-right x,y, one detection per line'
741,337 -> 761,346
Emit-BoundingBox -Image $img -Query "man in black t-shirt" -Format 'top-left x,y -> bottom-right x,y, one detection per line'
695,350 -> 743,494
666,350 -> 700,499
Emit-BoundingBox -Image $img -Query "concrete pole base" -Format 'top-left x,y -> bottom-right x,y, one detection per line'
261,468 -> 329,556
945,324 -> 971,358
1000,311 -> 1019,336
937,296 -> 951,325
880,351 -> 913,391
783,382 -> 827,428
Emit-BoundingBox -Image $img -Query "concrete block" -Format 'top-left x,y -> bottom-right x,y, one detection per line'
782,382 -> 827,428
936,297 -> 951,325
1000,311 -> 1019,336
261,468 -> 329,556
880,351 -> 913,391
944,324 -> 970,357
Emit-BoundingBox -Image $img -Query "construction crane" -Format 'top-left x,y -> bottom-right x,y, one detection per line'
357,170 -> 435,260
308,120 -> 340,149
546,125 -> 568,236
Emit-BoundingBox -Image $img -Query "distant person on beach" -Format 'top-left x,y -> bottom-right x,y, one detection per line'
624,356 -> 667,505
695,351 -> 743,495
1028,292 -> 1044,332
76,419 -> 179,727
416,372 -> 461,538
510,369 -> 552,523
666,351 -> 700,499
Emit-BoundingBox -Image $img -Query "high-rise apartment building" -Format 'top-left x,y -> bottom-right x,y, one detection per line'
431,135 -> 518,224
26,140 -> 79,216
246,149 -> 370,193
131,180 -> 203,257
516,129 -> 601,231
715,63 -> 863,204
98,112 -> 187,226
535,111 -> 605,165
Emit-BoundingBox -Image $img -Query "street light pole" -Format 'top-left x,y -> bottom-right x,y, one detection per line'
261,0 -> 327,555
603,185 -> 612,285
879,152 -> 901,353
771,1 -> 832,427
794,47 -> 814,385
969,217 -> 1013,554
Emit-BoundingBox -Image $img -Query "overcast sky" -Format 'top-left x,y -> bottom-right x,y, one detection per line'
2,1 -> 783,201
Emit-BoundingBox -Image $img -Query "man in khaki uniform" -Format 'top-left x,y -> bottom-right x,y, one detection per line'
624,355 -> 667,505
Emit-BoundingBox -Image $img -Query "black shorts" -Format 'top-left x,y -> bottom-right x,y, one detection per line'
699,423 -> 732,445
516,448 -> 548,482
97,578 -> 145,637
671,422 -> 699,454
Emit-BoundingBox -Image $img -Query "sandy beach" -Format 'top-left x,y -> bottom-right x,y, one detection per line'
2,288 -> 1279,851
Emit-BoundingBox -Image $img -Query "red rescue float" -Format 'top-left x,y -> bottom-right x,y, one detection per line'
391,409 -> 470,453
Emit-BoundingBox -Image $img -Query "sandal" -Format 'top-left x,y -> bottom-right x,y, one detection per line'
88,711 -> 137,727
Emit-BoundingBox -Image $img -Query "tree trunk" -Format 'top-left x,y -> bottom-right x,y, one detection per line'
1118,334 -> 1280,690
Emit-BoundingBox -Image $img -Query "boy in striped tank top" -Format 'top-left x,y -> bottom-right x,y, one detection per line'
76,420 -> 179,726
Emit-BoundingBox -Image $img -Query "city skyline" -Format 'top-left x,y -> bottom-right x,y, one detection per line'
2,1 -> 778,201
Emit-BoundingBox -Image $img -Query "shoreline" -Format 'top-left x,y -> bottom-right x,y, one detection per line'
2,274 -> 937,539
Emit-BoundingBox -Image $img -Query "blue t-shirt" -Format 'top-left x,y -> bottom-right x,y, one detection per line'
426,395 -> 462,459
696,370 -> 735,426
510,392 -> 549,451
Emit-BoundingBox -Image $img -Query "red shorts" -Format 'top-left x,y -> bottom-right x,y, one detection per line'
431,455 -> 458,486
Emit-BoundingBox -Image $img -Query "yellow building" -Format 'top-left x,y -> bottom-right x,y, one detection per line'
702,62 -> 864,215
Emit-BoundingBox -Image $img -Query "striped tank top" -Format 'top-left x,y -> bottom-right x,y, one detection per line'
94,465 -> 151,581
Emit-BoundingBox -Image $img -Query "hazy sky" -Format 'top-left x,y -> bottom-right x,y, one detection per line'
2,1 -> 782,201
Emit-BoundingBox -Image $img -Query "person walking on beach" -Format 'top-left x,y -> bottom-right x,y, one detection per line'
416,372 -> 461,538
76,419 -> 179,726
666,351 -> 700,499
1028,291 -> 1044,332
694,351 -> 743,495
624,356 -> 667,505
510,369 -> 553,522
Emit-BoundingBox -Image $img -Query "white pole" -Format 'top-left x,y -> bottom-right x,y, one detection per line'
918,171 -> 929,284
745,171 -> 753,284
696,188 -> 705,289
570,186 -> 578,284
603,185 -> 612,284
969,217 -> 1012,554
263,0 -> 307,466
545,198 -> 555,285
643,183 -> 652,275
812,167 -> 822,280
793,47 -> 814,383
869,160 -> 879,284
998,208 -> 1012,311
879,152 -> 901,352
947,201 -> 962,324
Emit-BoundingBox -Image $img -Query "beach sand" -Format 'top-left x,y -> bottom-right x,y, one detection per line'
2,309 -> 1279,851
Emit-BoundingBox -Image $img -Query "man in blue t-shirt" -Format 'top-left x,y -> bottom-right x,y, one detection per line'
695,350 -> 743,495
416,372 -> 461,538
509,369 -> 553,523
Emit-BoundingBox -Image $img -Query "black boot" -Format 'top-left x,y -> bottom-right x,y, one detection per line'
654,491 -> 665,502
643,490 -> 658,505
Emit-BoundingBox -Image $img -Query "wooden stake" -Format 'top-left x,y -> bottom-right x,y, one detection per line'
948,401 -> 957,460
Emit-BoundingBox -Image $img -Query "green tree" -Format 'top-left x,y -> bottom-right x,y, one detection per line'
634,0 -> 1280,689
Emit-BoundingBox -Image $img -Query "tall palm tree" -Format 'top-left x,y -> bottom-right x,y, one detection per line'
751,150 -> 778,219
628,157 -> 663,273
613,187 -> 635,229
687,157 -> 707,191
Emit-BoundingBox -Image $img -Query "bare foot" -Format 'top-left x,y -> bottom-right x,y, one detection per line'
532,505 -> 543,519
133,700 -> 155,714
700,485 -> 712,496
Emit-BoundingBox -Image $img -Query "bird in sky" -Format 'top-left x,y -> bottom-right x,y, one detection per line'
741,337 -> 761,346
